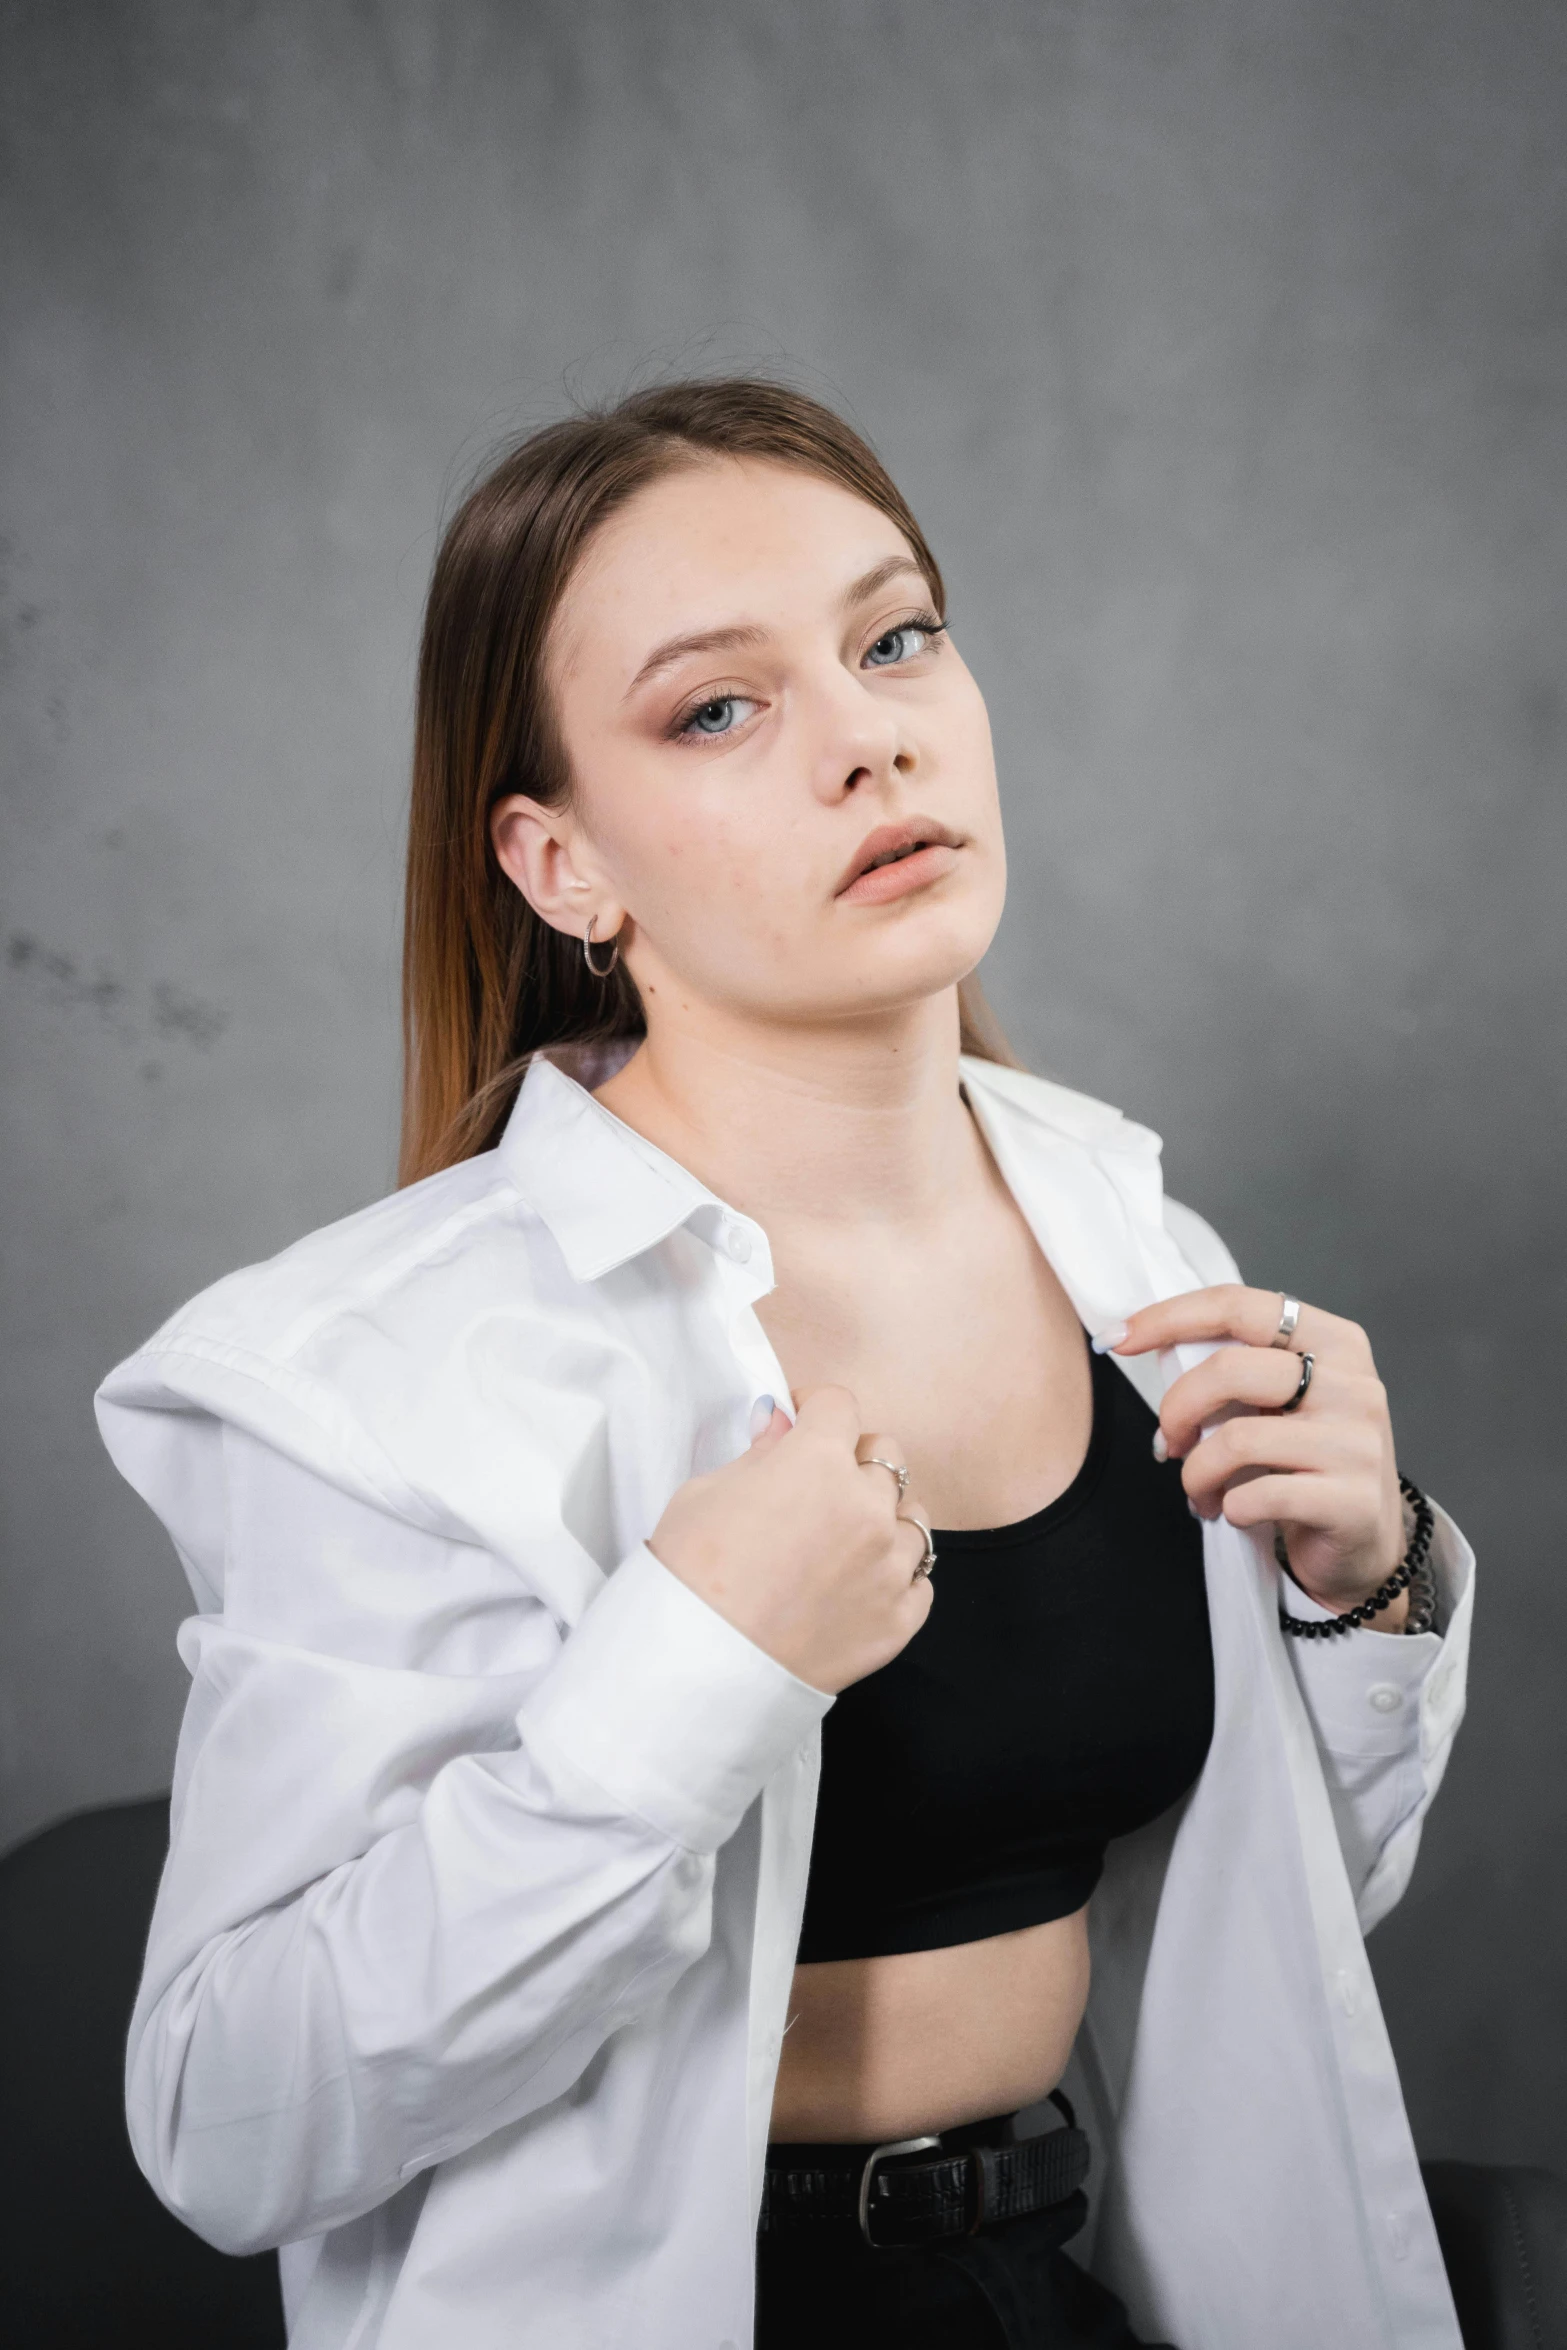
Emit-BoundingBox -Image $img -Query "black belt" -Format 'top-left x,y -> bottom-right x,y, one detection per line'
761,2100 -> 1091,2250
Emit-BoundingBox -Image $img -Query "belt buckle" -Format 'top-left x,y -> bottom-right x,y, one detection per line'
857,2134 -> 940,2248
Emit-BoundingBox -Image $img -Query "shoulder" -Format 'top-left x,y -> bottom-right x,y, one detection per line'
119,1147 -> 530,1372
95,1147 -> 557,1520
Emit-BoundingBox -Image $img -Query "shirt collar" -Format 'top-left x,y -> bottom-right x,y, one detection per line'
958,1053 -> 1207,1378
955,1052 -> 1155,1156
497,1048 -> 1175,1303
497,1056 -> 769,1284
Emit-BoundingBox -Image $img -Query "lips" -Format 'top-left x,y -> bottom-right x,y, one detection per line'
835,819 -> 962,898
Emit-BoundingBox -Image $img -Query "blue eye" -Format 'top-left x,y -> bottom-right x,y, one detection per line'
864,618 -> 944,669
679,695 -> 756,739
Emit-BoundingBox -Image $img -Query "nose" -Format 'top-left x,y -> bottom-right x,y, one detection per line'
806,671 -> 917,805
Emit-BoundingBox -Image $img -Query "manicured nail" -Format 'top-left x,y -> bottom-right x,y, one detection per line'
749,1394 -> 777,1439
1151,1427 -> 1169,1464
1091,1321 -> 1129,1355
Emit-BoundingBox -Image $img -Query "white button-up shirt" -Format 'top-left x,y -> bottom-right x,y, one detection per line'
96,1053 -> 1474,2350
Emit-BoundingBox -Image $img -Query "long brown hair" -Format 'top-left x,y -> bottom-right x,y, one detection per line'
400,376 -> 1018,1186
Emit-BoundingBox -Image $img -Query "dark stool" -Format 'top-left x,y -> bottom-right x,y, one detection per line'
0,1797 -> 284,2349
1424,2159 -> 1567,2350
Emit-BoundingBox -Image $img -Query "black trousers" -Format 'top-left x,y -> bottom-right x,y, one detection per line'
756,2189 -> 1176,2349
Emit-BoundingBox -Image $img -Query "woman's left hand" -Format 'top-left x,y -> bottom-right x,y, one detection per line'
1104,1286 -> 1408,1627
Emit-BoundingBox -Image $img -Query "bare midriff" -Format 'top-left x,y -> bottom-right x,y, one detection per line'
769,1904 -> 1091,2144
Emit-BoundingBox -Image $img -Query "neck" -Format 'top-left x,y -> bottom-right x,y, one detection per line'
594,988 -> 983,1231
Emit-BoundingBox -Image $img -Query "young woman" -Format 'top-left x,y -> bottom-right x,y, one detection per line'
98,380 -> 1474,2350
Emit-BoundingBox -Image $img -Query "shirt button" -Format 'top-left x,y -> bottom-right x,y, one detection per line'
724,1225 -> 753,1264
1368,1684 -> 1403,1714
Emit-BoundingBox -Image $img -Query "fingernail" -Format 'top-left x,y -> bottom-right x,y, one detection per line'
749,1394 -> 777,1440
1151,1427 -> 1169,1464
1091,1320 -> 1129,1355
1187,1499 -> 1204,1520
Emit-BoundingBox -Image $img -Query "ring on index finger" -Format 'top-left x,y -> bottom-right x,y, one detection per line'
1271,1294 -> 1303,1350
860,1455 -> 911,1500
900,1509 -> 937,1582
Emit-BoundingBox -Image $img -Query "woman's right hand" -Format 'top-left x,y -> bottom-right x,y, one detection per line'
646,1386 -> 934,1694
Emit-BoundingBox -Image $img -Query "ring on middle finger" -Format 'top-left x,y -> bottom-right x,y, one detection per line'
860,1454 -> 910,1499
1277,1351 -> 1315,1414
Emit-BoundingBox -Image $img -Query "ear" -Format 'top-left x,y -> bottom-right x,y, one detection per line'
490,794 -> 628,943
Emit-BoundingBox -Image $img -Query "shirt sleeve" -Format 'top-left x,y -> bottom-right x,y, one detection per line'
1280,1502 -> 1474,1932
1162,1195 -> 1476,1934
104,1406 -> 828,2258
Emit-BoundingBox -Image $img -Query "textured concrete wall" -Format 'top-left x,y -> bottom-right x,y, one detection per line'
3,0 -> 1563,2178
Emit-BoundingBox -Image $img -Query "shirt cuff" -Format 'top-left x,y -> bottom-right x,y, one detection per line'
517,1543 -> 832,1853
1281,1502 -> 1473,1757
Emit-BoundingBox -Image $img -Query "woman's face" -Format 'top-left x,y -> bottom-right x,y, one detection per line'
492,456 -> 1006,1036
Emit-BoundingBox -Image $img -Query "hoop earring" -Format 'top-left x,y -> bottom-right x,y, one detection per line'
582,915 -> 620,979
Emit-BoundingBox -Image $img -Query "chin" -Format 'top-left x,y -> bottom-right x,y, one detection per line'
800,948 -> 995,1030
842,908 -> 1001,1010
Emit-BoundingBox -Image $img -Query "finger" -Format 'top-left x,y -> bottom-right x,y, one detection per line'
895,1508 -> 936,1583
1104,1285 -> 1371,1367
1216,1471 -> 1367,1535
1158,1350 -> 1362,1458
855,1430 -> 910,1506
748,1394 -> 791,1448
904,1568 -> 936,1631
790,1383 -> 864,1449
1181,1413 -> 1381,1514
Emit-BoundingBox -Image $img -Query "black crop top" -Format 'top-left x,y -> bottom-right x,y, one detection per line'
795,1338 -> 1214,1962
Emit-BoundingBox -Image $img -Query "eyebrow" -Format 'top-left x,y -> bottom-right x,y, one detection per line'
841,554 -> 930,609
624,555 -> 933,698
626,621 -> 770,697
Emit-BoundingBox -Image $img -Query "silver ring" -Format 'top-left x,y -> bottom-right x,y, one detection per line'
1278,1351 -> 1315,1414
860,1455 -> 910,1500
1271,1294 -> 1303,1350
900,1509 -> 936,1581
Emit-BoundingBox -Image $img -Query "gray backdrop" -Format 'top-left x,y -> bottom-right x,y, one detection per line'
3,0 -> 1564,2182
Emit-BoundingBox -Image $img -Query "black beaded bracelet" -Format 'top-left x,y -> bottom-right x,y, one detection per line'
1276,1475 -> 1436,1639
